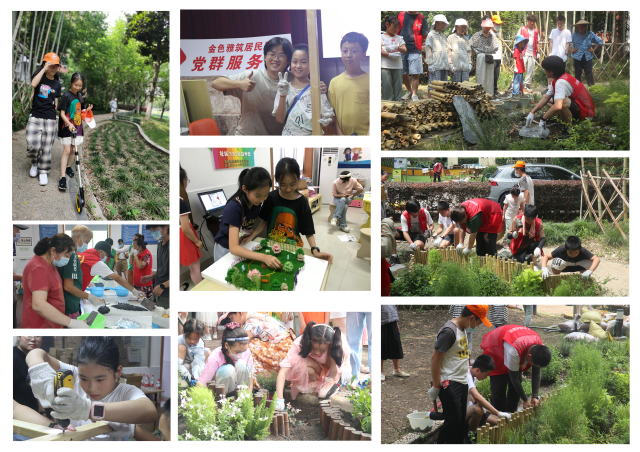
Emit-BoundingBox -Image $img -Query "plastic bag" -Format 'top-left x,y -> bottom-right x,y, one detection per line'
113,317 -> 144,329
565,332 -> 598,342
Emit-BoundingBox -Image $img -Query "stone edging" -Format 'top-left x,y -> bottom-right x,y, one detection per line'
119,119 -> 169,155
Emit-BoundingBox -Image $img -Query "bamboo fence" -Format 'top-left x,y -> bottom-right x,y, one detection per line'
476,389 -> 561,444
410,247 -> 585,294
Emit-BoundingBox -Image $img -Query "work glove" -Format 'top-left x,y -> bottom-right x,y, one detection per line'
533,247 -> 541,258
462,247 -> 471,255
276,398 -> 285,410
433,237 -> 443,247
539,119 -> 546,129
550,258 -> 567,271
428,385 -> 440,401
409,243 -> 418,251
512,230 -> 519,239
131,289 -> 146,299
456,244 -> 465,253
385,45 -> 398,53
582,270 -> 593,279
87,293 -> 104,306
498,411 -> 512,419
68,319 -> 91,329
541,267 -> 550,280
51,387 -> 91,421
277,71 -> 290,97
318,114 -> 333,127
469,62 -> 473,72
449,64 -> 455,73
516,306 -> 524,311
526,112 -> 535,126
178,359 -> 191,380
106,421 -> 135,439
515,218 -> 523,229
388,52 -> 402,60
132,249 -> 138,256
28,362 -> 57,404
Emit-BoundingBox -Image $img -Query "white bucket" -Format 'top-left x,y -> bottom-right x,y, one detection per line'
407,412 -> 434,430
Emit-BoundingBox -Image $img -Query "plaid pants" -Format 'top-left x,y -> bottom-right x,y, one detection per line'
25,116 -> 57,174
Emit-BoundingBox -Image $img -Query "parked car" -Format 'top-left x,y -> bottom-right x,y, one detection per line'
488,164 -> 581,205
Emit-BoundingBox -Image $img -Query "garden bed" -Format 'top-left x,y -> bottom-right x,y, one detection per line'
83,122 -> 169,220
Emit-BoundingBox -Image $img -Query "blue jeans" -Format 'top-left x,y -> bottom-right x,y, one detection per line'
333,197 -> 352,228
512,73 -> 524,95
346,312 -> 372,382
213,241 -> 230,262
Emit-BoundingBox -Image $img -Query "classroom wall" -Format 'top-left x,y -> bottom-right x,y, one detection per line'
179,148 -> 271,264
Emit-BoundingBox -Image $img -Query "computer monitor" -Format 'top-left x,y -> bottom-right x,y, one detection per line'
197,189 -> 228,215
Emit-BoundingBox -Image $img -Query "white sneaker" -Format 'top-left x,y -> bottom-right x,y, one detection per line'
330,217 -> 338,227
202,334 -> 211,341
411,94 -> 419,101
381,374 -> 386,381
212,331 -> 218,339
401,91 -> 411,100
340,226 -> 352,233
39,173 -> 48,185
30,165 -> 38,177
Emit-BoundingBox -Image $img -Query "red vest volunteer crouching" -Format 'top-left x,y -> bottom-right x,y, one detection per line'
402,208 -> 430,234
480,325 -> 544,376
461,198 -> 503,234
553,73 -> 596,119
510,214 -> 544,255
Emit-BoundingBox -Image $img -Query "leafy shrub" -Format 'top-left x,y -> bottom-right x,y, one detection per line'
604,221 -> 629,248
612,403 -> 630,444
605,372 -> 629,405
540,347 -> 562,384
427,249 -> 442,268
346,376 -> 372,433
255,371 -> 277,393
552,275 -> 604,297
432,262 -> 475,297
557,340 -> 575,358
475,376 -> 491,400
473,265 -> 511,297
390,264 -> 436,297
512,269 -> 544,297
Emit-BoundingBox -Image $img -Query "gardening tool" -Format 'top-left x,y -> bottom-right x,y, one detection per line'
528,325 -> 563,333
53,369 -> 74,433
72,131 -> 86,213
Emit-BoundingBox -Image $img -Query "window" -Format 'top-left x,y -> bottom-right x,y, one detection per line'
63,224 -> 109,248
543,166 -> 577,180
525,166 -> 546,180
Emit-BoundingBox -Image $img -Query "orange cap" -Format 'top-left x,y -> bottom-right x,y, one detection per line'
43,52 -> 60,64
511,161 -> 526,169
466,305 -> 492,327
491,15 -> 503,25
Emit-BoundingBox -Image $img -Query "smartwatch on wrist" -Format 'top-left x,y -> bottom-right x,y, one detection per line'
160,283 -> 166,290
91,401 -> 106,420
310,247 -> 320,255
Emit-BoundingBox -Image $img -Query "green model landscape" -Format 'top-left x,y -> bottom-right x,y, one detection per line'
225,238 -> 305,291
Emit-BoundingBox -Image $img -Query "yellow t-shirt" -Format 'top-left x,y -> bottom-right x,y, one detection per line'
328,72 -> 369,136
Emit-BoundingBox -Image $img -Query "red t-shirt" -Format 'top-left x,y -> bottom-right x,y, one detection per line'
133,248 -> 153,286
514,46 -> 525,73
21,255 -> 65,329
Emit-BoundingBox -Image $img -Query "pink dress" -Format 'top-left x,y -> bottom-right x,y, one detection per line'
196,347 -> 254,386
279,336 -> 352,399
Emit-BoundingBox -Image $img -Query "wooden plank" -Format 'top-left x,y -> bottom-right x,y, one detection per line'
26,421 -> 113,441
587,171 -> 626,239
306,10 -> 322,135
13,420 -> 59,438
602,169 -> 629,208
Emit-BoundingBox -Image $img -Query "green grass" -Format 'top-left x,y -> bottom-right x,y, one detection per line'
108,187 -> 129,204
141,197 -> 168,219
131,113 -> 169,150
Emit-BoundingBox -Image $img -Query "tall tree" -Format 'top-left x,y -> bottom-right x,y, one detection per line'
125,11 -> 169,120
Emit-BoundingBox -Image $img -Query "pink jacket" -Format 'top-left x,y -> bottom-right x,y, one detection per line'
196,347 -> 254,386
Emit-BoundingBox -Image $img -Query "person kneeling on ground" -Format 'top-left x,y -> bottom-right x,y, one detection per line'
480,325 -> 551,413
395,199 -> 434,252
526,55 -> 595,129
433,201 -> 462,249
429,305 -> 492,444
178,318 -> 209,382
540,235 -> 600,280
331,171 -> 364,232
508,205 -> 546,268
466,355 -> 511,435
450,198 -> 503,256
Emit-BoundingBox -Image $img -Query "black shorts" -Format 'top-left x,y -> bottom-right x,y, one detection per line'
396,228 -> 426,244
478,411 -> 491,429
563,265 -> 585,273
568,98 -> 581,120
442,232 -> 455,244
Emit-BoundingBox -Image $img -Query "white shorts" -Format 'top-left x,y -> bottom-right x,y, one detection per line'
111,108 -> 117,113
59,136 -> 84,145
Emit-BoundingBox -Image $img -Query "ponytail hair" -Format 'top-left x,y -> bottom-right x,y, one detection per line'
220,323 -> 250,366
382,15 -> 400,32
33,233 -> 75,257
298,321 -> 343,367
230,167 -> 272,215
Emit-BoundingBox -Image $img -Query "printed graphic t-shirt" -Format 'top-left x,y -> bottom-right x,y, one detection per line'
58,90 -> 86,138
30,72 -> 62,120
259,190 -> 314,247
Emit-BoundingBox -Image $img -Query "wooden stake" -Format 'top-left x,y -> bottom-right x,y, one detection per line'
277,413 -> 285,437
361,433 -> 372,440
331,417 -> 342,440
350,430 -> 363,441
343,427 -> 355,440
283,412 -> 290,437
336,422 -> 347,440
306,10 -> 322,135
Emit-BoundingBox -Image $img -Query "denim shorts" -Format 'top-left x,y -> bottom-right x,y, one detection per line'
402,53 -> 423,75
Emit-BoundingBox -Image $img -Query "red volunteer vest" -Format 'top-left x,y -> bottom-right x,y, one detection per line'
461,198 -> 503,234
553,73 -> 596,119
402,208 -> 428,234
77,249 -> 104,291
481,325 -> 544,376
399,11 -> 425,50
510,215 -> 544,255
519,26 -> 539,53
134,248 -> 153,286
433,162 -> 443,174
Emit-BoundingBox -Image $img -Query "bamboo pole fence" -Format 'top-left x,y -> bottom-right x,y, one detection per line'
476,390 -> 561,444
410,247 -> 585,294
579,168 -> 629,229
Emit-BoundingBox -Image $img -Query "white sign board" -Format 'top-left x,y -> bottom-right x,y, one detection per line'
180,34 -> 292,77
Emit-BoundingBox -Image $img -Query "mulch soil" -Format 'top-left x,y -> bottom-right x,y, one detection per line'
381,306 -> 588,444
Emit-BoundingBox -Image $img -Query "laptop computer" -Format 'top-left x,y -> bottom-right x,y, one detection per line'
197,189 -> 228,218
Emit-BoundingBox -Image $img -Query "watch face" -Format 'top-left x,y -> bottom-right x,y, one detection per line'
93,405 -> 105,417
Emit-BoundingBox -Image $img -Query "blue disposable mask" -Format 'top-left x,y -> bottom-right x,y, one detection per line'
13,233 -> 20,243
77,242 -> 88,253
101,255 -> 108,263
54,256 -> 70,267
151,230 -> 163,241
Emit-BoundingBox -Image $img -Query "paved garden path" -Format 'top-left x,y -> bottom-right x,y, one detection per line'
12,113 -> 112,221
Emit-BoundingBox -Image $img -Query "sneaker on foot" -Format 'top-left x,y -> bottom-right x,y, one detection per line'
212,332 -> 218,339
411,94 -> 419,101
360,365 -> 370,374
388,255 -> 401,266
29,165 -> 38,177
340,226 -> 352,233
318,377 -> 339,399
58,177 -> 67,191
202,334 -> 212,341
66,166 -> 75,178
381,374 -> 386,381
39,173 -> 48,186
393,369 -> 410,377
330,217 -> 338,227
401,91 -> 412,100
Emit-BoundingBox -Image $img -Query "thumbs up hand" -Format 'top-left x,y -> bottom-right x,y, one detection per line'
240,71 -> 256,92
277,71 -> 290,96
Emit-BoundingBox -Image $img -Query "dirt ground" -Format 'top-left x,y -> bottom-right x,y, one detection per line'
380,305 -> 617,444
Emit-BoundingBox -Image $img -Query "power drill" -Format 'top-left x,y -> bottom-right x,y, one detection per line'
54,369 -> 74,432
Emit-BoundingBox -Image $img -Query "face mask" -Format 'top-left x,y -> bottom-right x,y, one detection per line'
54,256 -> 70,267
101,255 -> 108,263
494,26 -> 502,32
151,230 -> 163,241
77,241 -> 88,253
13,233 -> 20,243
229,351 -> 243,361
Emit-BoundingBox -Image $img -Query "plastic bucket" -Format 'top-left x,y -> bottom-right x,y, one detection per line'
407,412 -> 434,430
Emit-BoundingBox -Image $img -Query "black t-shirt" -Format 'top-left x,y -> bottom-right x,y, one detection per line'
30,71 -> 62,120
179,197 -> 191,225
13,346 -> 40,412
434,321 -> 458,353
551,245 -> 594,265
215,198 -> 262,249
58,90 -> 86,137
398,12 -> 428,54
259,190 -> 315,247
155,239 -> 170,298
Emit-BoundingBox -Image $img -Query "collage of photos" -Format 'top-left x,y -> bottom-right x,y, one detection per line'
9,6 -> 632,446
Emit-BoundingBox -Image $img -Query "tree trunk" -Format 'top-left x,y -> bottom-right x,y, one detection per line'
145,47 -> 162,120
601,11 -> 609,65
160,97 -> 167,120
12,11 -> 24,83
33,11 -> 47,74
54,12 -> 65,56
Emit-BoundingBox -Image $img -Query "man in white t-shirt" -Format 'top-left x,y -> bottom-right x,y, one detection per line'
394,199 -> 434,251
502,185 -> 525,236
466,355 -> 511,433
433,201 -> 461,248
512,161 -> 534,206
